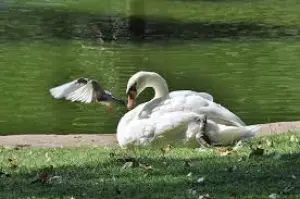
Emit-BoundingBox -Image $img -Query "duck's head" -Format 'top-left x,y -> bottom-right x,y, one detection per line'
126,71 -> 161,110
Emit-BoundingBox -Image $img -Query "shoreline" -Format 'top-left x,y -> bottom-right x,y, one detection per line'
0,121 -> 300,148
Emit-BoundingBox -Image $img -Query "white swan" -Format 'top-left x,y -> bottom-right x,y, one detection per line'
116,71 -> 260,149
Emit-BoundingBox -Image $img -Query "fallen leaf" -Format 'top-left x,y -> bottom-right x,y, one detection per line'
291,175 -> 296,179
198,193 -> 211,199
121,161 -> 135,170
272,153 -> 282,160
0,171 -> 6,176
290,135 -> 299,142
0,171 -> 11,178
8,158 -> 18,170
266,139 -> 274,147
226,165 -> 237,172
233,140 -> 244,150
282,186 -> 294,194
249,146 -> 264,158
109,152 -> 115,158
237,157 -> 247,162
48,175 -> 62,184
45,153 -> 51,162
184,159 -> 192,167
160,144 -> 173,156
31,172 -> 50,184
139,163 -> 153,173
197,176 -> 205,183
269,193 -> 279,199
187,189 -> 198,197
215,147 -> 237,156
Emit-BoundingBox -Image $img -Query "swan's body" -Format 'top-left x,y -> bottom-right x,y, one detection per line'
117,71 -> 260,149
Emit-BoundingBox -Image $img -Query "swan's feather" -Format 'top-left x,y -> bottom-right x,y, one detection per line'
117,111 -> 206,149
138,93 -> 244,127
203,120 -> 260,146
117,110 -> 258,149
169,90 -> 214,101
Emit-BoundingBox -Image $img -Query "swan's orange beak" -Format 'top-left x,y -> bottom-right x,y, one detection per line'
127,90 -> 136,110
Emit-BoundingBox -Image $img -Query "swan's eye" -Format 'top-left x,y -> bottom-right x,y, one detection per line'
127,83 -> 137,99
129,83 -> 137,93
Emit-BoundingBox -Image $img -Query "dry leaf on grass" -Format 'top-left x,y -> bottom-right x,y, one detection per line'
0,170 -> 11,177
198,193 -> 211,199
215,147 -> 237,156
291,175 -> 296,179
139,163 -> 153,174
269,193 -> 279,199
249,146 -> 265,158
266,139 -> 274,147
197,176 -> 205,184
225,165 -> 237,173
160,144 -> 174,156
8,158 -> 18,170
48,175 -> 62,184
184,159 -> 193,167
121,161 -> 135,170
281,186 -> 295,195
290,135 -> 299,142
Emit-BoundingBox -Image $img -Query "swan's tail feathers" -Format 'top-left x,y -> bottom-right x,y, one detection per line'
215,124 -> 261,146
240,125 -> 261,139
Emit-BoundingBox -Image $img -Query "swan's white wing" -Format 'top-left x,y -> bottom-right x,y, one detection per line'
117,111 -> 204,149
49,79 -> 87,99
197,92 -> 213,101
169,90 -> 213,101
139,94 -> 245,127
65,80 -> 99,103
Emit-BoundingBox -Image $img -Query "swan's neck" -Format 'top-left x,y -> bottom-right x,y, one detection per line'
148,75 -> 169,99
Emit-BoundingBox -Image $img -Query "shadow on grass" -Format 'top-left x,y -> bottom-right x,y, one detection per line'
1,5 -> 299,42
1,152 -> 300,199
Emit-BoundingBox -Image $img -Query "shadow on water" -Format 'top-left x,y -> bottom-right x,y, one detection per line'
1,5 -> 299,42
0,152 -> 300,198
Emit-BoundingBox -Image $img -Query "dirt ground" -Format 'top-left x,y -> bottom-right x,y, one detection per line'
0,121 -> 300,148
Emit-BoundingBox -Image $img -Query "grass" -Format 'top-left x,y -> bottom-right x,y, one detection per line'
0,133 -> 300,199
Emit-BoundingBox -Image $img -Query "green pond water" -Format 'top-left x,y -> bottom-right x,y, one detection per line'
0,1 -> 300,134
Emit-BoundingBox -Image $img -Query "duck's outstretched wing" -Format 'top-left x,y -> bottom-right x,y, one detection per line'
64,79 -> 106,103
49,77 -> 89,99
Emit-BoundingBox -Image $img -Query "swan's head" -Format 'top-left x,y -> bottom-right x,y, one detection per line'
126,71 -> 167,110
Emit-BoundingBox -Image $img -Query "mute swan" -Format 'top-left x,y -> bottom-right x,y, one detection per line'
116,71 -> 260,149
49,77 -> 125,112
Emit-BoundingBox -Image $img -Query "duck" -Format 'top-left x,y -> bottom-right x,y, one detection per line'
116,71 -> 260,149
49,77 -> 126,112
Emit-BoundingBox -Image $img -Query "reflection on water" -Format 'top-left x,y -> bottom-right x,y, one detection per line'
0,2 -> 300,134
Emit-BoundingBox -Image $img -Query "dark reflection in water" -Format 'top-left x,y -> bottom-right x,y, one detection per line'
1,5 -> 299,41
